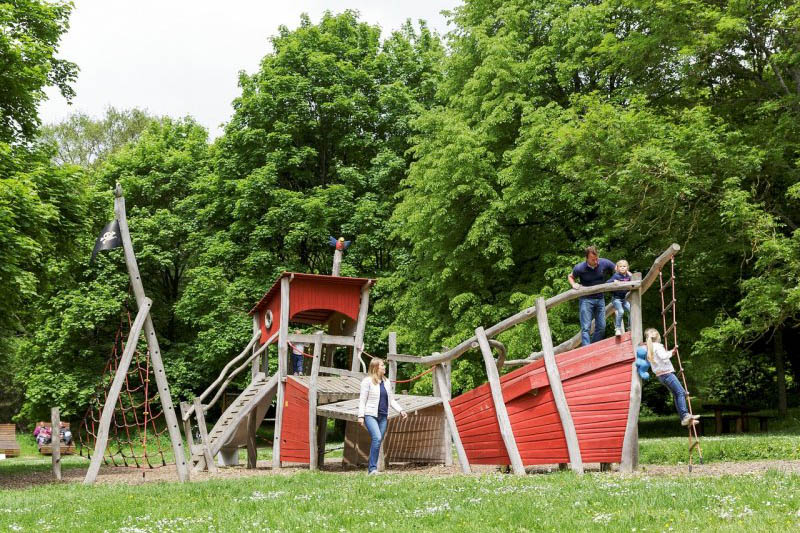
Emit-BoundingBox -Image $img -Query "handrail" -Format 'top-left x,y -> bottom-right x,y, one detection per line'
204,337 -> 274,413
183,331 -> 276,420
388,244 -> 680,367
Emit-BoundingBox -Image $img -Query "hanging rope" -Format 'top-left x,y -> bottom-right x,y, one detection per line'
79,303 -> 171,469
659,257 -> 703,471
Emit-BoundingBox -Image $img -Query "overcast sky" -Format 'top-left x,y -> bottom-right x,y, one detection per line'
39,0 -> 461,138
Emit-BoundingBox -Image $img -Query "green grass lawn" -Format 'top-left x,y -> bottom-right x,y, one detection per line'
1,468 -> 800,531
3,421 -> 800,531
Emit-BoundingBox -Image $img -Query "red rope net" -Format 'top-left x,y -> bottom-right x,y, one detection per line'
78,307 -> 171,469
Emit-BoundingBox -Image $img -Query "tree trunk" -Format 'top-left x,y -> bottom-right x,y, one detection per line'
775,327 -> 788,416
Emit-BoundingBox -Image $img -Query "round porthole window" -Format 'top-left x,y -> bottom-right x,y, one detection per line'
264,309 -> 273,329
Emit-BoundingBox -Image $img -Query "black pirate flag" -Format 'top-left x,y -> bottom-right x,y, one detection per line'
90,220 -> 122,264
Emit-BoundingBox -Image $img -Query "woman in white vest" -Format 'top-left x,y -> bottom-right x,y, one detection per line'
357,357 -> 407,474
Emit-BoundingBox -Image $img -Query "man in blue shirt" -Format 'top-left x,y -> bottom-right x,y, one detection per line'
568,246 -> 616,346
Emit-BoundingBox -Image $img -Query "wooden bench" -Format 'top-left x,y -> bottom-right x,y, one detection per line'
697,413 -> 773,435
0,423 -> 20,457
37,422 -> 76,455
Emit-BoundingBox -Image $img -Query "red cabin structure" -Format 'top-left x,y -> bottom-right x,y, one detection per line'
249,272 -> 373,345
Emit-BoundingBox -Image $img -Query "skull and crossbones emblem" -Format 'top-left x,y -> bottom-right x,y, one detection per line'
100,231 -> 117,245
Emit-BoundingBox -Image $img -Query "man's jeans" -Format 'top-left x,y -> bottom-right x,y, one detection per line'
657,372 -> 689,420
579,297 -> 606,346
364,414 -> 388,472
612,298 -> 631,330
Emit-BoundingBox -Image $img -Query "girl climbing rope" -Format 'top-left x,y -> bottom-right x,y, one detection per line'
644,328 -> 699,427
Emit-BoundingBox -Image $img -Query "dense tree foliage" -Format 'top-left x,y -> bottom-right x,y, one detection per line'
3,3 -> 799,423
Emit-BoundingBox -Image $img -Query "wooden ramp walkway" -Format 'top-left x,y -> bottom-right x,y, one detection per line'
317,395 -> 442,422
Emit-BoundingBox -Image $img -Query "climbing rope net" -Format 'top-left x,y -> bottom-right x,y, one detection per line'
79,306 -> 171,469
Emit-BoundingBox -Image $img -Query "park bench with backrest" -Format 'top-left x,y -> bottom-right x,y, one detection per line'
37,421 -> 76,455
0,423 -> 20,457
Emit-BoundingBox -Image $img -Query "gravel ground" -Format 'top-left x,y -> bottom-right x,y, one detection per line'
3,458 -> 800,490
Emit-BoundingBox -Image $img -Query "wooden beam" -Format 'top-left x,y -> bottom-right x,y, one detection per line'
193,397 -> 218,473
351,285 -> 371,372
84,298 -> 151,484
113,186 -> 189,483
273,276 -> 291,469
51,407 -> 61,481
332,248 -> 343,276
251,315 -> 260,378
309,332 -> 323,470
318,366 -> 366,378
475,326 -> 524,475
621,273 -> 643,472
435,365 -> 469,473
388,332 -> 398,393
288,333 -> 356,346
246,413 -> 257,469
536,297 -> 582,474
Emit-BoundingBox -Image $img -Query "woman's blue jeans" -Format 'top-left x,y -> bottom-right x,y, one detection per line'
579,297 -> 606,346
657,372 -> 689,419
612,298 -> 631,330
364,414 -> 388,472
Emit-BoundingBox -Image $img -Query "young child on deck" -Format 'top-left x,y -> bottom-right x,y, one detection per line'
608,259 -> 631,336
644,328 -> 699,427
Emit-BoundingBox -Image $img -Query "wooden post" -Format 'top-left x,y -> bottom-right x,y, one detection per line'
332,248 -> 343,276
113,186 -> 189,483
351,284 -> 371,372
180,401 -> 195,452
193,398 -> 218,473
621,273 -> 643,472
435,365 -> 470,473
246,413 -> 258,469
251,315 -> 260,379
246,315 -> 261,469
536,297 -> 583,474
388,332 -> 398,393
308,332 -> 323,470
84,298 -> 151,484
51,407 -> 61,481
432,360 -> 453,466
272,275 -> 291,469
475,326 -> 525,475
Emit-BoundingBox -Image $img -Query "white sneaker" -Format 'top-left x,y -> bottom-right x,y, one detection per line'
681,415 -> 699,426
615,328 -> 622,336
368,470 -> 379,476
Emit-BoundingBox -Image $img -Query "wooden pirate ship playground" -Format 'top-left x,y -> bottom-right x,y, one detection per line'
83,185 -> 699,483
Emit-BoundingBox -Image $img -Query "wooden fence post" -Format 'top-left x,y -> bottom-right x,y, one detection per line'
621,272 -> 643,472
434,365 -> 470,473
475,326 -> 525,475
309,332 -> 323,470
272,275 -> 291,469
193,398 -> 218,473
51,407 -> 61,481
536,297 -> 583,474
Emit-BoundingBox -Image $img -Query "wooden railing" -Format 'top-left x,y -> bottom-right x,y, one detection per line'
388,244 -> 679,367
183,330 -> 278,420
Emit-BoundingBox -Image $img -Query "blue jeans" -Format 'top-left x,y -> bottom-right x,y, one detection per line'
612,298 -> 630,330
363,414 -> 388,472
579,297 -> 606,346
658,373 -> 688,420
291,354 -> 304,375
